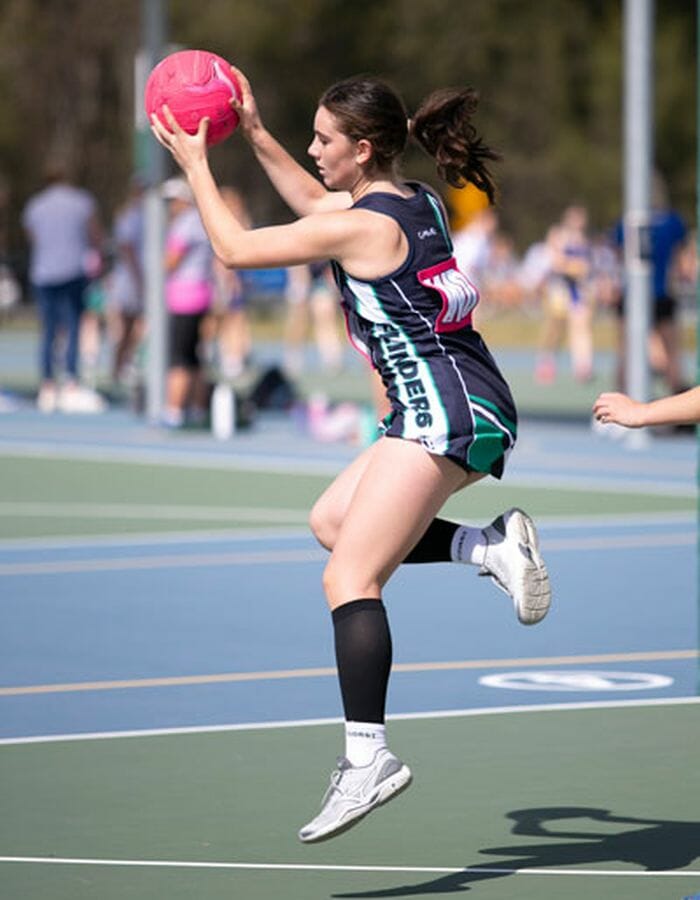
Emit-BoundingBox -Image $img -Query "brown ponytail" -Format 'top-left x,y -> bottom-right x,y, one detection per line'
410,88 -> 500,203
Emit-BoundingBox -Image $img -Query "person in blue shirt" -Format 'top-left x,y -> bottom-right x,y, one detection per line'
22,162 -> 105,413
151,68 -> 551,843
613,174 -> 688,394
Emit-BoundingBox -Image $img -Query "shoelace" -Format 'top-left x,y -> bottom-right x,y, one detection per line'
321,758 -> 352,800
325,757 -> 372,802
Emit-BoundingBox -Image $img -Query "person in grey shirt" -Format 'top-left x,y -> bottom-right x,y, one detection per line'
22,161 -> 105,412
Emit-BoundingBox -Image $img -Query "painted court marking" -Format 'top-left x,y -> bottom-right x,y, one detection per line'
0,530 -> 693,576
0,649 -> 695,697
2,695 -> 699,746
479,670 -> 675,691
0,510 -> 692,552
1,439 -> 695,496
0,855 -> 697,879
0,501 -> 309,524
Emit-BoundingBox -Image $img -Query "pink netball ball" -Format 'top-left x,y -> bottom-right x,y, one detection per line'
144,49 -> 241,146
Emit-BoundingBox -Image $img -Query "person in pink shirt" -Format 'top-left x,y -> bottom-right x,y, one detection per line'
162,177 -> 214,427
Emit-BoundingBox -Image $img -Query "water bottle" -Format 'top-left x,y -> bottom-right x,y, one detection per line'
211,382 -> 236,440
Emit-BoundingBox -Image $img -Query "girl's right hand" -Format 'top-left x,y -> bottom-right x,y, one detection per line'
150,104 -> 210,176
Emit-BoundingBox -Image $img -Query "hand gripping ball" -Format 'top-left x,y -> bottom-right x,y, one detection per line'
144,49 -> 242,146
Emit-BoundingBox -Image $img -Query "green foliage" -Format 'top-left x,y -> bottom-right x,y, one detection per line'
0,0 -> 695,263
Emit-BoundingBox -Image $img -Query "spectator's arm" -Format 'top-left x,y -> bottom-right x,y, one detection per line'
593,387 -> 700,428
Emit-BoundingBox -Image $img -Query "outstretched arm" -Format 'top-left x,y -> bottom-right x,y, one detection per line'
593,386 -> 700,428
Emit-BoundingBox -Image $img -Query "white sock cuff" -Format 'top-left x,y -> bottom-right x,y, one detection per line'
345,721 -> 386,742
344,721 -> 387,767
450,524 -> 487,566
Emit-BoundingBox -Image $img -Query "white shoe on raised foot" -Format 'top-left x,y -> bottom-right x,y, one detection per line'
480,508 -> 551,625
298,748 -> 412,844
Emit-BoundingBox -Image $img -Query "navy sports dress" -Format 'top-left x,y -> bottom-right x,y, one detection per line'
332,182 -> 517,478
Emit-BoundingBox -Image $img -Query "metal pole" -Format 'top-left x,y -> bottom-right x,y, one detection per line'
140,0 -> 167,425
623,0 -> 654,449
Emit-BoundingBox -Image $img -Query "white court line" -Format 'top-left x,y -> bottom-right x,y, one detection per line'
545,532 -> 695,550
500,472 -> 694,497
0,441 -> 693,495
0,440 -> 345,476
0,510 -> 693,553
0,501 -> 308,523
0,547 -> 327,575
0,511 -> 694,553
0,855 -> 698,878
0,530 -> 693,576
2,695 -> 699,746
0,526 -> 312,551
3,431 -> 696,480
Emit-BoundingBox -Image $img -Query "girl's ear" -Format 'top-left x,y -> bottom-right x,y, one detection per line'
355,138 -> 373,166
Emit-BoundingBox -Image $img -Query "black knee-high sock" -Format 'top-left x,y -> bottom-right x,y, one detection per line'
403,517 -> 459,564
332,599 -> 392,724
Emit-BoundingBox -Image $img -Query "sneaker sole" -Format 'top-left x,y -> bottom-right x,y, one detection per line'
507,509 -> 551,626
298,765 -> 412,844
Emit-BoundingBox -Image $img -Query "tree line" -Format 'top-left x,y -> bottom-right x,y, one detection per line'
0,0 -> 695,275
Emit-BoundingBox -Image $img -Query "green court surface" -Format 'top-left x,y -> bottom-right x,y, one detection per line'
1,703 -> 699,900
0,453 -> 693,540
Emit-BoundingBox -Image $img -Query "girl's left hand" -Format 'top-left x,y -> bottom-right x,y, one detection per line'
150,104 -> 210,174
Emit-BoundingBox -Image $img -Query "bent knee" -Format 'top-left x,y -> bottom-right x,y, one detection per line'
309,499 -> 337,550
322,556 -> 380,609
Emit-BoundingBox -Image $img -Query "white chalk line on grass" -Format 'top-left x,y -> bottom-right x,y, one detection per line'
2,695 -> 698,746
0,855 -> 698,878
0,530 -> 693,576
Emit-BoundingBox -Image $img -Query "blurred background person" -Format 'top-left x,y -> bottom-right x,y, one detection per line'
78,245 -> 109,389
517,225 -> 558,313
587,230 -> 622,312
283,261 -> 343,377
211,186 -> 253,379
452,206 -> 498,293
478,229 -> 523,313
22,160 -> 105,413
612,173 -> 689,396
674,228 -> 698,292
534,204 -> 593,384
162,177 -> 215,429
105,175 -> 146,392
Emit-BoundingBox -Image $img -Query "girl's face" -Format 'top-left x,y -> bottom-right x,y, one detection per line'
308,105 -> 359,191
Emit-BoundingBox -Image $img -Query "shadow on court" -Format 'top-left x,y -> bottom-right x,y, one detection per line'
334,807 -> 700,896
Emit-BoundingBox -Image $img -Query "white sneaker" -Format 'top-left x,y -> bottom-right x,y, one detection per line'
480,508 -> 551,625
298,748 -> 412,844
37,384 -> 58,413
58,385 -> 107,414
